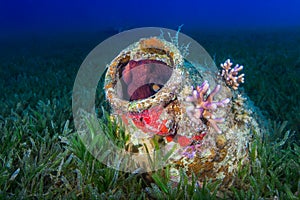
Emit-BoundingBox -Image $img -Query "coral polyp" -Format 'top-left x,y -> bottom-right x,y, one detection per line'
185,80 -> 230,133
220,59 -> 245,90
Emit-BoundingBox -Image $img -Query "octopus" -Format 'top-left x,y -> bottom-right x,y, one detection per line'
120,60 -> 172,101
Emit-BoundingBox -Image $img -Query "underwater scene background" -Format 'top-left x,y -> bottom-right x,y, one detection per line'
0,0 -> 300,199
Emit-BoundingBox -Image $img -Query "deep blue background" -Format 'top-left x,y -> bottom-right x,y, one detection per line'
1,0 -> 300,37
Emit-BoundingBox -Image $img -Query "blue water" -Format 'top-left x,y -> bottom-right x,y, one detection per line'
1,0 -> 300,36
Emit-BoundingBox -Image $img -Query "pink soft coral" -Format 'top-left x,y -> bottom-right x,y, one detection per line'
220,59 -> 244,90
186,81 -> 230,134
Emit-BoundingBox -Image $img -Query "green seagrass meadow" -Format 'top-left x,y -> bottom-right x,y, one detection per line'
0,29 -> 299,199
